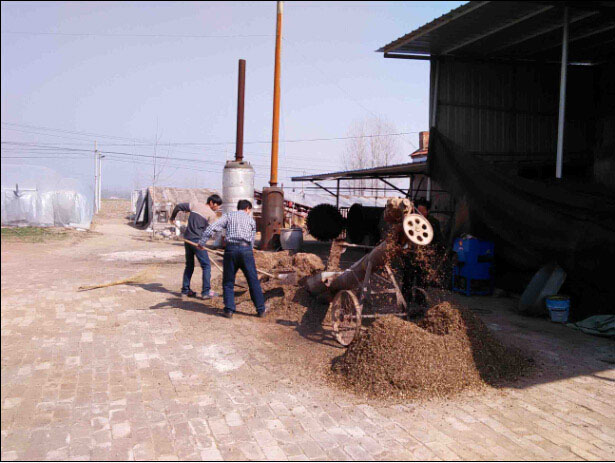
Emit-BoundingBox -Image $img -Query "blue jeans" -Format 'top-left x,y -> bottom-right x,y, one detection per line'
223,244 -> 265,313
182,242 -> 211,296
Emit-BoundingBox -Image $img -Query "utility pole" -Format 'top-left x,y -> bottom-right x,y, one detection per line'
98,154 -> 104,211
94,141 -> 99,213
261,0 -> 285,250
151,134 -> 157,240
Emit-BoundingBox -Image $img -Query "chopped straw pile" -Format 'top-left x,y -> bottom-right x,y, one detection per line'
332,302 -> 531,399
326,239 -> 344,271
219,251 -> 328,324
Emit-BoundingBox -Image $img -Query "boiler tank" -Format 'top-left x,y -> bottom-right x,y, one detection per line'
222,160 -> 255,213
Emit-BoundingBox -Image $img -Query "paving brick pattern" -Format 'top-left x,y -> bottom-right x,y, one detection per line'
2,226 -> 615,461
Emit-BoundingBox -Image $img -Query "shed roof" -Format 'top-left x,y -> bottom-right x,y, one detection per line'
290,161 -> 428,182
379,1 -> 615,64
147,186 -> 219,205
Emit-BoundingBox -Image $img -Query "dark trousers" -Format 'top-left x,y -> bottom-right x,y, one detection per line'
222,244 -> 265,313
182,242 -> 211,295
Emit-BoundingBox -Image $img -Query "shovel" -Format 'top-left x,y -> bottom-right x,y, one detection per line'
183,239 -> 296,284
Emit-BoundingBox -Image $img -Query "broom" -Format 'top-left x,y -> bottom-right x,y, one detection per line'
78,264 -> 161,291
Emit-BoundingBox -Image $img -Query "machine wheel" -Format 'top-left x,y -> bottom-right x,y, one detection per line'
330,290 -> 362,346
403,213 -> 433,246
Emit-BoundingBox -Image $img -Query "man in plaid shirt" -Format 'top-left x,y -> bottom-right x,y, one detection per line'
198,199 -> 267,318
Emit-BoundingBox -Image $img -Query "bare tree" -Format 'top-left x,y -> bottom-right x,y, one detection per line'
342,116 -> 402,196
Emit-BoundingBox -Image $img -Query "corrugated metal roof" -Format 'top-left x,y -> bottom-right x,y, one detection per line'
290,161 -> 428,182
379,1 -> 615,64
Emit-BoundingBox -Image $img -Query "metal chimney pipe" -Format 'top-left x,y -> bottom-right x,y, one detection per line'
269,0 -> 283,186
236,59 -> 246,162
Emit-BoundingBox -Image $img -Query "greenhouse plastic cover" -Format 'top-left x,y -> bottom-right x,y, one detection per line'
1,164 -> 94,229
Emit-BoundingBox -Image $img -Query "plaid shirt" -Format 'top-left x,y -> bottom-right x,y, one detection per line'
199,210 -> 256,247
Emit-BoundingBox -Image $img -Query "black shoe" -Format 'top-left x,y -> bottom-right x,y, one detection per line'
257,305 -> 269,318
223,309 -> 234,319
182,290 -> 197,298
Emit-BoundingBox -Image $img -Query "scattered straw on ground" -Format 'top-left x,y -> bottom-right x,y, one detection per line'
254,250 -> 293,273
331,302 -> 532,400
292,253 -> 325,277
252,250 -> 324,279
326,240 -> 344,271
211,250 -> 326,322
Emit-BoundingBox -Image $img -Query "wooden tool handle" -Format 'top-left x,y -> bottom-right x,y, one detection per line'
183,239 -> 275,278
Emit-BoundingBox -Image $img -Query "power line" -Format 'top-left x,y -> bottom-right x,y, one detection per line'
1,150 -> 331,174
0,124 -> 399,170
1,156 -> 90,159
98,155 -> 273,180
1,123 -> 414,174
282,37 -> 381,120
1,31 -> 274,39
2,122 -> 419,146
0,140 -> 343,167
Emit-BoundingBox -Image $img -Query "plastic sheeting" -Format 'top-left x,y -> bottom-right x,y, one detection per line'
134,186 -> 219,228
1,165 -> 93,229
567,315 -> 615,338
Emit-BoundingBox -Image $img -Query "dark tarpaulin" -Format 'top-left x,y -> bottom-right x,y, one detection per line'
429,129 -> 615,319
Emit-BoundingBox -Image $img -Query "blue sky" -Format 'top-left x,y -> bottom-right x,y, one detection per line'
1,1 -> 465,195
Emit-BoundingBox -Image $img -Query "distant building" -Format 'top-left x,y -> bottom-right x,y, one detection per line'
409,131 -> 429,162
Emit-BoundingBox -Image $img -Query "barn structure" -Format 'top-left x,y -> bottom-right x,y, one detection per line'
294,1 -> 615,319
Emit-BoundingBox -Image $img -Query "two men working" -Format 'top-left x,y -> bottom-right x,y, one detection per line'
171,195 -> 266,318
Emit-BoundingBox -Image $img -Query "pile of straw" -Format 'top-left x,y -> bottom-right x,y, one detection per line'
332,302 -> 531,399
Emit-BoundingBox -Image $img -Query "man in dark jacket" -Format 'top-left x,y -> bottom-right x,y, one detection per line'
169,194 -> 222,299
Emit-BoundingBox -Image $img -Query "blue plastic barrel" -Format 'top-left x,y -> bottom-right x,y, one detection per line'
546,295 -> 570,323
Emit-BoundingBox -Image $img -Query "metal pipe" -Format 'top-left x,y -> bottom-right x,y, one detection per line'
235,59 -> 246,162
336,179 -> 340,209
430,60 -> 440,128
270,1 -> 283,186
556,7 -> 569,179
428,61 -> 439,202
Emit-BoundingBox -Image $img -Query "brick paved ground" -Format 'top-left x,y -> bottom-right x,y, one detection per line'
2,202 -> 614,461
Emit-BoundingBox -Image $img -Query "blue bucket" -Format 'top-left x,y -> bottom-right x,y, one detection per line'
546,295 -> 570,323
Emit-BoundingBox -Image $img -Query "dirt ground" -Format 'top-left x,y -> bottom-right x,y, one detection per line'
1,199 -> 614,461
